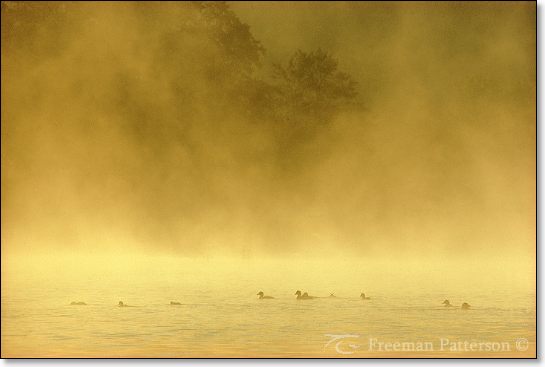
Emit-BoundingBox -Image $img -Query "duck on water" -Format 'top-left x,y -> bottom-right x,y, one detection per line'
295,290 -> 317,300
257,291 -> 274,299
443,300 -> 454,307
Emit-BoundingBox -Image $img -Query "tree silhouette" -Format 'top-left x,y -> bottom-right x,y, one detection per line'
272,49 -> 357,124
195,1 -> 265,77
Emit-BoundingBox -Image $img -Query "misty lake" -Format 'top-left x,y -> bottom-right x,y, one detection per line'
1,0 -> 536,360
1,257 -> 536,358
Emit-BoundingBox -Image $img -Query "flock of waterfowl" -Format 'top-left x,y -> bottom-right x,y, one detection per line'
257,291 -> 471,309
288,290 -> 370,300
70,293 -> 471,309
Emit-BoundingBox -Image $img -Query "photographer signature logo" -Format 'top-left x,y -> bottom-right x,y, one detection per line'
324,334 -> 531,355
324,334 -> 361,355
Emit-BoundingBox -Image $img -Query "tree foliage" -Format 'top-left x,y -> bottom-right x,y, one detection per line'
195,1 -> 264,76
272,49 -> 358,125
3,1 -> 359,164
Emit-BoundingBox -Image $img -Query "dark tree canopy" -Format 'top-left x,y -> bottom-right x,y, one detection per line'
2,2 -> 359,170
272,49 -> 358,124
196,1 -> 265,76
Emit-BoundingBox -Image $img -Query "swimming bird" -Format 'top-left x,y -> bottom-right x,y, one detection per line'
170,301 -> 181,305
360,293 -> 371,300
325,293 -> 348,299
295,290 -> 315,300
70,301 -> 86,305
461,302 -> 471,310
118,301 -> 134,307
257,291 -> 274,299
443,300 -> 453,307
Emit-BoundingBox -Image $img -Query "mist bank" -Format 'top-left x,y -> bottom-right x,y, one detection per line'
1,2 -> 535,258
2,251 -> 536,296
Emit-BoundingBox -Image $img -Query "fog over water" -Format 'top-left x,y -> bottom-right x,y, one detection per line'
2,1 -> 535,258
1,2 -> 536,357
